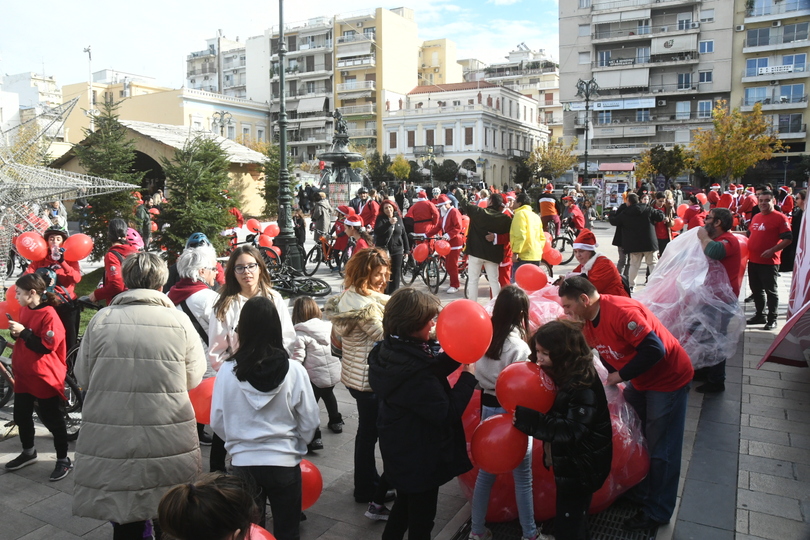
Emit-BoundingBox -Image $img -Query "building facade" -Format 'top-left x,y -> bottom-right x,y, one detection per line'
382,81 -> 550,186
186,34 -> 245,96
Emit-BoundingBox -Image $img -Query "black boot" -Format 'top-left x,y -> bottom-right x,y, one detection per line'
764,316 -> 778,331
747,313 -> 766,325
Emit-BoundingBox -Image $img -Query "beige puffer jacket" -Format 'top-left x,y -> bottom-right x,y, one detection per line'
324,288 -> 388,392
73,289 -> 206,524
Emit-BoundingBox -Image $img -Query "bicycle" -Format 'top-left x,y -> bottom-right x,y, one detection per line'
223,231 -> 281,273
303,229 -> 342,276
268,254 -> 332,298
551,217 -> 577,265
402,234 -> 447,295
6,245 -> 30,278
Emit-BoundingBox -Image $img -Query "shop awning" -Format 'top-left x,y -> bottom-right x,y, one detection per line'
297,96 -> 327,113
298,117 -> 329,128
599,163 -> 636,172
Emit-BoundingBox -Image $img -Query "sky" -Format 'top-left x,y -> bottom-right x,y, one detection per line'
1,0 -> 559,100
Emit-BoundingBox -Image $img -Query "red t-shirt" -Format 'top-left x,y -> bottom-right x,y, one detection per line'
583,295 -> 693,392
574,255 -> 629,298
714,231 -> 742,297
748,210 -> 791,265
12,305 -> 67,399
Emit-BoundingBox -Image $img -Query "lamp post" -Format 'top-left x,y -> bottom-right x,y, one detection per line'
273,0 -> 303,270
211,111 -> 232,137
575,78 -> 599,186
425,145 -> 434,187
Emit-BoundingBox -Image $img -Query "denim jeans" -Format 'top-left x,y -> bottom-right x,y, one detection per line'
470,405 -> 536,538
466,255 -> 501,303
622,382 -> 690,523
510,259 -> 540,284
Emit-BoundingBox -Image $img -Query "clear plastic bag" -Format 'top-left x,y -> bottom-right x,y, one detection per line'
634,228 -> 745,369
483,285 -> 565,334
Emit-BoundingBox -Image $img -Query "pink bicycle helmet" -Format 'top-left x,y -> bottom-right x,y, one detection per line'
126,228 -> 145,250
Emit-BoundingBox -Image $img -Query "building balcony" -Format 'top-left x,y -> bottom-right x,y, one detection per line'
288,41 -> 333,55
545,117 -> 564,125
187,67 -> 217,77
778,124 -> 807,138
337,33 -> 376,44
297,66 -> 331,80
743,34 -> 809,54
741,94 -> 808,111
508,148 -> 530,158
745,0 -> 810,22
593,52 -> 698,70
223,81 -> 246,89
337,55 -> 376,70
500,81 -> 559,92
582,140 -> 678,154
337,80 -> 376,92
339,104 -> 376,115
592,22 -> 700,43
349,128 -> 377,137
223,61 -> 246,70
592,0 -> 700,11
741,64 -> 808,83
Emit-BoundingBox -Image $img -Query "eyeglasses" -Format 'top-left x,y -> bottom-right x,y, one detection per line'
234,263 -> 259,274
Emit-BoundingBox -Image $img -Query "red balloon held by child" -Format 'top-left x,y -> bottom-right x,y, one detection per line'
676,204 -> 688,218
436,300 -> 492,364
16,232 -> 48,261
434,240 -> 451,257
671,217 -> 684,231
495,361 -> 556,414
300,459 -> 323,510
63,234 -> 94,261
470,413 -> 529,474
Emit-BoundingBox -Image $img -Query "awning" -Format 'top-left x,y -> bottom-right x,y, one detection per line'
652,34 -> 698,55
594,8 -> 649,23
593,12 -> 621,23
298,117 -> 329,128
298,96 -> 326,113
599,163 -> 636,171
593,68 -> 649,89
340,90 -> 373,100
336,42 -> 372,58
270,103 -> 281,112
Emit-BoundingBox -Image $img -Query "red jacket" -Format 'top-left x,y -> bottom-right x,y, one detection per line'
331,219 -> 349,251
574,254 -> 628,297
26,257 -> 82,300
359,200 -> 380,230
93,244 -> 139,304
429,207 -> 464,248
12,304 -> 66,399
406,201 -> 440,235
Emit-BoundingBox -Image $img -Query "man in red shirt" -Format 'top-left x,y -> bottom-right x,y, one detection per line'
743,190 -> 792,330
695,208 -> 742,392
428,195 -> 464,293
562,196 -> 585,234
559,276 -> 693,532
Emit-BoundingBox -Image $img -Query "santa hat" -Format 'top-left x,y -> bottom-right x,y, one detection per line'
710,183 -> 721,190
344,211 -> 363,228
544,184 -> 553,193
336,205 -> 350,216
434,194 -> 450,206
506,191 -> 516,200
416,190 -> 428,201
779,186 -> 791,194
562,196 -> 574,202
746,186 -> 755,194
728,183 -> 737,191
736,185 -> 745,191
573,229 -> 598,251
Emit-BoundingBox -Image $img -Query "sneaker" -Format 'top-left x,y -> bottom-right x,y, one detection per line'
365,502 -> 390,521
746,314 -> 766,325
383,489 -> 397,502
696,382 -> 725,394
198,431 -> 213,446
50,458 -> 73,482
522,533 -> 555,540
328,421 -> 344,434
744,294 -> 754,303
308,438 -> 323,452
469,530 -> 493,540
446,286 -> 459,294
5,451 -> 38,471
764,319 -> 778,330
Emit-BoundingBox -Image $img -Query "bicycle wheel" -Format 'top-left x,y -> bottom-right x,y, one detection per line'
540,260 -> 554,279
552,236 -> 575,265
271,276 -> 297,297
0,362 -> 13,408
404,255 -> 420,285
303,245 -> 322,276
437,257 -> 449,286
5,251 -> 15,278
63,376 -> 83,442
422,258 -> 440,295
260,247 -> 282,273
297,278 -> 332,297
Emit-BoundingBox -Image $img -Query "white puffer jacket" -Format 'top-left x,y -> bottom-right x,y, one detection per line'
292,318 -> 342,388
324,288 -> 388,393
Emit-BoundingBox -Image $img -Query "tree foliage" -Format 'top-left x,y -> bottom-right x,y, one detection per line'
526,139 -> 578,188
72,100 -> 145,259
388,154 -> 411,181
433,159 -> 459,186
367,151 -> 393,184
159,136 -> 235,260
262,143 -> 295,218
636,145 -> 693,184
511,157 -> 536,188
690,100 -> 785,182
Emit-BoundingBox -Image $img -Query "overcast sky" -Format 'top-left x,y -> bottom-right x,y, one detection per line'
1,0 -> 559,99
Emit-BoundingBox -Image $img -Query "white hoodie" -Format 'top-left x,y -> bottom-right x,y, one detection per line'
210,360 -> 320,467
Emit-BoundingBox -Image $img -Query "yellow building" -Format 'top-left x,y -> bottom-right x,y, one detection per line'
419,39 -> 464,87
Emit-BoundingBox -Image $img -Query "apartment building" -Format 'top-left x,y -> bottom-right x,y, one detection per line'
731,0 -> 809,166
560,0 -> 734,172
382,81 -> 550,186
186,34 -> 245,96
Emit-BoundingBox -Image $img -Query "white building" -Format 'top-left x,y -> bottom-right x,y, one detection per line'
382,81 -> 549,186
186,34 -> 245,96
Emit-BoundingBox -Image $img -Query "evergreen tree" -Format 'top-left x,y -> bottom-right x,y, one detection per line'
160,135 -> 235,260
262,143 -> 295,218
72,100 -> 145,259
367,150 -> 393,185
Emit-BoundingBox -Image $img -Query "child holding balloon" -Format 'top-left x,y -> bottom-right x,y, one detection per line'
513,320 -> 613,540
469,286 -> 544,540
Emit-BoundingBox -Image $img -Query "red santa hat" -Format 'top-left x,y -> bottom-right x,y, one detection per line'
573,229 -> 598,251
416,190 -> 428,201
344,211 -> 363,228
506,191 -> 516,201
336,205 -> 350,216
728,183 -> 737,191
736,184 -> 745,191
746,186 -> 755,194
544,184 -> 553,193
710,183 -> 721,190
562,196 -> 574,202
779,185 -> 791,194
434,194 -> 451,206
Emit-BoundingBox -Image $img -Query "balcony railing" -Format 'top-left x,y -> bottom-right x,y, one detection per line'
337,33 -> 376,44
501,81 -> 559,91
593,52 -> 697,68
778,123 -> 807,134
296,41 -> 333,51
349,128 -> 377,137
744,64 -> 806,77
744,34 -> 810,48
743,94 -> 808,106
337,80 -> 376,92
337,56 -> 376,69
339,104 -> 376,115
223,61 -> 246,70
746,0 -> 810,17
593,0 -> 700,10
593,23 -> 699,40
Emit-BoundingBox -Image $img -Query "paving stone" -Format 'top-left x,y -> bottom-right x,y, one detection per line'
738,470 -> 750,490
789,432 -> 810,450
738,454 -> 795,479
678,478 -> 736,529
0,512 -> 47,540
699,398 -> 741,425
736,508 -> 749,534
312,520 -> 391,540
749,471 -> 808,500
737,488 -> 803,520
743,385 -> 785,398
687,448 -> 738,487
740,426 -> 790,446
15,525 -> 82,540
785,408 -> 810,423
673,519 -> 734,540
748,440 -> 810,466
0,473 -> 61,511
734,535 -> 770,540
741,402 -> 787,421
795,463 -> 810,482
748,394 -> 809,412
746,510 -> 810,539
693,420 -> 741,453
21,492 -> 103,537
748,414 -> 808,434
299,511 -> 339,540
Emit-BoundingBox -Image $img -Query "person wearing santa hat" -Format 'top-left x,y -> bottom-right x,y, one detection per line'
562,196 -> 586,235
567,229 -> 629,297
737,187 -> 758,224
538,184 -> 561,237
405,190 -> 440,236
344,211 -> 373,260
777,185 -> 794,214
359,189 -> 380,231
682,195 -> 707,231
708,183 -> 721,208
428,195 -> 464,294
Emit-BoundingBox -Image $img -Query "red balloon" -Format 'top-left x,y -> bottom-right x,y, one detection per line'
470,414 -> 529,474
188,378 -> 215,425
495,362 -> 556,414
270,246 -> 282,256
16,232 -> 48,261
676,204 -> 688,218
150,222 -> 158,232
6,285 -> 21,315
148,207 -> 160,215
671,217 -> 684,231
461,215 -> 470,233
413,243 -> 430,263
0,302 -> 11,330
436,300 -> 493,364
545,249 -> 563,266
63,233 -> 94,262
696,192 -> 708,205
733,216 -> 739,228
249,524 -> 276,540
514,264 -> 548,292
434,240 -> 451,257
264,223 -> 281,237
246,218 -> 262,233
258,235 -> 274,248
300,458 -> 323,510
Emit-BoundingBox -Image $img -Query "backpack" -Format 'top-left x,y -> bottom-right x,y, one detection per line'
34,266 -> 71,304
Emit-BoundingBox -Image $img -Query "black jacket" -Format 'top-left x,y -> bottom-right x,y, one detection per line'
514,375 -> 612,495
464,202 -> 512,263
368,336 -> 476,494
610,203 -> 663,253
374,215 -> 410,256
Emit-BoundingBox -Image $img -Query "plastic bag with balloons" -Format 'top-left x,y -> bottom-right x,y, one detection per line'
633,228 -> 746,370
482,285 -> 565,334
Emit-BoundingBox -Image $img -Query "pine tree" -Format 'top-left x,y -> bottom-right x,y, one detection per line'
72,100 -> 145,259
160,135 -> 235,260
262,144 -> 294,218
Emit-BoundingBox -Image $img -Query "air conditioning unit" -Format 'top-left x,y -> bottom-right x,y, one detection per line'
657,99 -> 667,106
422,63 -> 428,68
434,67 -> 440,73
690,22 -> 700,29
735,25 -> 745,31
772,21 -> 782,27
357,22 -> 363,28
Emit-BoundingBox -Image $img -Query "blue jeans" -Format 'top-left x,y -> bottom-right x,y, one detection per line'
622,382 -> 690,523
510,259 -> 540,283
470,405 -> 536,538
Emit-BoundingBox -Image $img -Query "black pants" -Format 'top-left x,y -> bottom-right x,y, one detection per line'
210,432 -> 227,472
113,520 -> 161,540
386,252 -> 404,295
657,238 -> 670,258
56,300 -> 80,353
14,392 -> 68,459
234,464 -> 302,540
348,387 -> 390,503
382,487 -> 439,540
311,384 -> 342,435
555,490 -> 592,540
748,262 -> 779,319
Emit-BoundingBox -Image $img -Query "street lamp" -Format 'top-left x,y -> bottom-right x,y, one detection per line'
211,111 -> 232,137
425,145 -> 434,187
575,78 -> 599,186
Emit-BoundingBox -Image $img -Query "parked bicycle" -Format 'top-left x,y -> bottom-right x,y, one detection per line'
223,231 -> 281,272
303,229 -> 342,276
268,251 -> 332,298
6,245 -> 30,278
402,234 -> 447,295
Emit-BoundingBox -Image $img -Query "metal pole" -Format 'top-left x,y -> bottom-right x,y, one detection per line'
84,46 -> 94,131
584,98 -> 589,186
576,79 -> 598,187
274,0 -> 303,270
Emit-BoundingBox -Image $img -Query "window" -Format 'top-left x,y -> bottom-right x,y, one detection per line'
389,132 -> 397,149
364,27 -> 376,38
746,57 -> 769,77
426,129 -> 434,146
637,46 -> 650,63
598,50 -> 611,67
784,23 -> 809,44
699,70 -> 713,83
677,13 -> 692,31
445,128 -> 453,146
485,128 -> 489,147
579,0 -> 591,7
747,28 -> 770,47
452,100 -> 461,106
638,19 -> 651,35
243,126 -> 251,138
697,101 -> 712,118
465,127 -> 474,145
257,128 -> 265,141
779,113 -> 804,133
699,40 -> 714,54
677,73 -> 692,90
674,130 -> 691,143
676,101 -> 690,120
783,54 -> 807,72
597,111 -> 612,124
407,131 -> 415,148
579,24 -> 590,37
227,125 -> 235,139
306,81 -> 316,93
343,30 -> 356,38
546,112 -> 555,123
636,109 -> 650,122
579,52 -> 591,64
699,9 -> 714,22
744,87 -> 767,106
781,83 -> 806,103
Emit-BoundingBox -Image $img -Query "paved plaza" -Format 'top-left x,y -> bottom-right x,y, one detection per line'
1,221 -> 809,539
